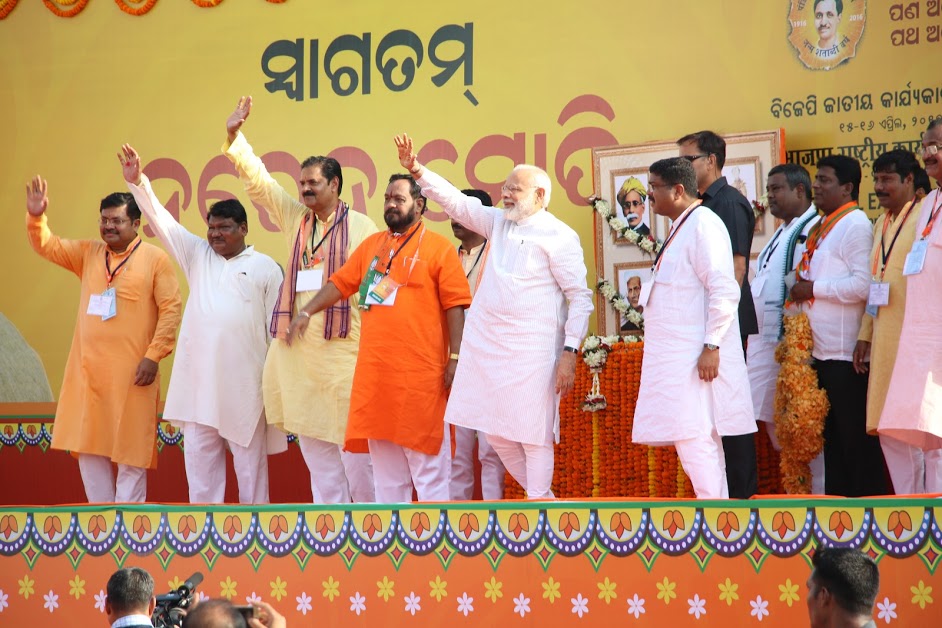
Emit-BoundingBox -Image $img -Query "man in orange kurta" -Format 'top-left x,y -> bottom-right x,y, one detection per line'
286,174 -> 471,502
25,176 -> 182,503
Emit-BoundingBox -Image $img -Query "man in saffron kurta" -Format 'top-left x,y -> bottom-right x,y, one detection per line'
879,120 -> 942,492
852,150 -> 923,493
633,158 -> 756,500
121,144 -> 286,504
287,174 -> 471,503
223,96 -> 379,503
25,176 -> 182,503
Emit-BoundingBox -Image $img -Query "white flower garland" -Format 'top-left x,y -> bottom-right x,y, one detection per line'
597,280 -> 644,331
591,198 -> 662,254
580,334 -> 641,412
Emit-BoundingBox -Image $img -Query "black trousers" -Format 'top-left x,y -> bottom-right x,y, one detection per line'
723,335 -> 758,498
814,359 -> 889,497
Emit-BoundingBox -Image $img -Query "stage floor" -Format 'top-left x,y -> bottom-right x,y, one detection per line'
1,498 -> 940,626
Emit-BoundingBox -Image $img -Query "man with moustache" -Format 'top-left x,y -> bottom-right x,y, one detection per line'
120,144 -> 285,504
747,164 -> 823,492
25,177 -> 182,503
677,130 -> 758,498
394,134 -> 593,500
287,174 -> 471,502
616,177 -> 651,237
789,155 -> 887,497
632,158 -> 756,499
852,150 -> 928,494
879,120 -> 942,491
223,96 -> 379,504
620,275 -> 644,333
449,189 -> 507,501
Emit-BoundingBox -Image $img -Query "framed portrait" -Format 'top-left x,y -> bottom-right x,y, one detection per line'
613,262 -> 651,332
591,129 -> 784,334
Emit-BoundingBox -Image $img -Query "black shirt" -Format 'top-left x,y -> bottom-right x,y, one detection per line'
700,176 -> 758,336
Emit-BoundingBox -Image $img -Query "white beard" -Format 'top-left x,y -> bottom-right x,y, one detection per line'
503,194 -> 537,223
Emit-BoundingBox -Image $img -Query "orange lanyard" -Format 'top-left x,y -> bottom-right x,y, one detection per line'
653,200 -> 701,273
798,202 -> 857,275
921,190 -> 942,239
871,200 -> 915,279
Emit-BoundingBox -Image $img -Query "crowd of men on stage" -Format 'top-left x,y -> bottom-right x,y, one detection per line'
24,97 -> 942,503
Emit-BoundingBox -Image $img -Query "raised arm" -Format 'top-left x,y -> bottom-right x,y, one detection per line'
25,176 -> 89,277
120,144 -> 203,271
395,133 -> 498,237
222,96 -> 306,231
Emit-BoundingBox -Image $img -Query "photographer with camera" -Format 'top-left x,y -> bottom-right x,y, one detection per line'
105,567 -> 157,628
182,599 -> 286,628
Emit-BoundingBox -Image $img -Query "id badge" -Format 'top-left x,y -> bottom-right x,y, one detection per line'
638,280 -> 653,309
296,269 -> 323,292
750,274 -> 767,298
867,281 -> 889,308
102,287 -> 117,321
367,274 -> 400,306
87,288 -> 116,320
903,239 -> 928,276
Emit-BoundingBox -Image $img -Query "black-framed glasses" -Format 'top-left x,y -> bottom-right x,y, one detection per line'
620,199 -> 645,209
682,154 -> 709,163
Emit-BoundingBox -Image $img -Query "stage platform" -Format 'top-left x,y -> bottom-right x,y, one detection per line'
1,499 -> 940,626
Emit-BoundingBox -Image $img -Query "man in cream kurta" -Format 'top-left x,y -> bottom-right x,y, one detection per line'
747,164 -> 823,493
633,158 -> 756,500
25,176 -> 182,503
396,134 -> 594,500
223,96 -> 379,503
853,149 -> 925,494
121,144 -> 285,504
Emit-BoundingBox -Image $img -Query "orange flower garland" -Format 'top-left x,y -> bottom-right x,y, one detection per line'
773,312 -> 829,494
0,0 -> 19,20
115,0 -> 159,16
191,0 -> 223,6
42,0 -> 89,17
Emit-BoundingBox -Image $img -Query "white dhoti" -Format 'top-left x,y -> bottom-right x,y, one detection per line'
78,454 -> 147,503
368,430 -> 451,503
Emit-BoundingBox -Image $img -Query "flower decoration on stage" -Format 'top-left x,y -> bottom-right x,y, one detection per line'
752,193 -> 769,221
580,335 -> 619,412
590,198 -> 662,254
597,279 -> 644,331
773,312 -> 829,493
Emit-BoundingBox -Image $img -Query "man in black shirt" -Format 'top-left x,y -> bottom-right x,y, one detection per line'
677,130 -> 758,498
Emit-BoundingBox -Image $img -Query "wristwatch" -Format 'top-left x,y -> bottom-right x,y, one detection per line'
563,346 -> 578,354
449,353 -> 460,361
704,344 -> 719,351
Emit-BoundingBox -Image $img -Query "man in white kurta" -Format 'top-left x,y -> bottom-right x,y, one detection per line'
747,164 -> 824,493
633,157 -> 756,499
396,134 -> 593,500
120,145 -> 286,504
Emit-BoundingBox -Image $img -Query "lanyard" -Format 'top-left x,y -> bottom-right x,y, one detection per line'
460,242 -> 487,278
376,221 -> 423,275
921,189 -> 942,239
105,240 -> 142,285
758,227 -> 785,271
871,199 -> 915,279
652,201 -> 701,272
303,206 -> 347,267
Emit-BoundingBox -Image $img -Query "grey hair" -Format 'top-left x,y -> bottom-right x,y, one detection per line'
512,164 -> 553,208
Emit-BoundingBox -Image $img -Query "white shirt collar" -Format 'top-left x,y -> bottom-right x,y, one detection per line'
112,614 -> 154,627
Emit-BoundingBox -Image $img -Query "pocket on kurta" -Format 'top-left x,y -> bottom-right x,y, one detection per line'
398,257 -> 428,288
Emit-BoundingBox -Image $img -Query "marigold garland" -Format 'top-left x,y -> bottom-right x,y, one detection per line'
115,0 -> 158,16
191,0 -> 223,6
773,312 -> 829,494
0,0 -> 19,20
591,198 -> 663,254
42,0 -> 89,17
597,280 -> 644,331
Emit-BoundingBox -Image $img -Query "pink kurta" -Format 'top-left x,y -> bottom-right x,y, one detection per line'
879,188 -> 942,450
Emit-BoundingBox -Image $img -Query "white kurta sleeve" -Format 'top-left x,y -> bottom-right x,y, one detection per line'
128,174 -> 203,273
417,168 -> 500,238
549,229 -> 593,348
693,217 -> 741,347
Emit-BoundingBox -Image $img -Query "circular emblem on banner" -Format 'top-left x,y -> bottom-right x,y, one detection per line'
788,0 -> 867,70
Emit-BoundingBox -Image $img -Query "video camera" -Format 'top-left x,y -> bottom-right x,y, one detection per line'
151,572 -> 203,628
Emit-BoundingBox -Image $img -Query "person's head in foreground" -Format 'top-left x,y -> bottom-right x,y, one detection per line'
806,546 -> 879,628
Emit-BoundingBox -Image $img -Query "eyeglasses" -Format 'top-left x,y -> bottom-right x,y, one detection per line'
647,182 -> 673,195
620,199 -> 645,208
681,154 -> 709,163
500,184 -> 536,194
98,217 -> 131,227
923,144 -> 940,157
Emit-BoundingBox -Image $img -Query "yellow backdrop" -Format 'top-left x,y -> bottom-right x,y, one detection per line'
0,0 -> 938,395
